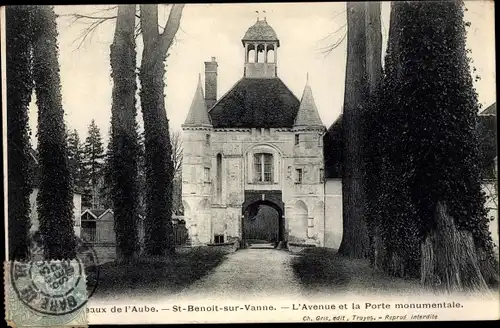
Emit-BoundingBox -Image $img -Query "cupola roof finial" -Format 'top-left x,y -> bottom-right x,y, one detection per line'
255,10 -> 259,22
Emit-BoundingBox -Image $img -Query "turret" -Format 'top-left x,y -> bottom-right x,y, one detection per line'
242,15 -> 279,78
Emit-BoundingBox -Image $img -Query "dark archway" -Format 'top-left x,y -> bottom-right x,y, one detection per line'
242,199 -> 285,248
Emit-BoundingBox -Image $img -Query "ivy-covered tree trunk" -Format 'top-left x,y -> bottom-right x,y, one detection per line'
139,4 -> 184,256
110,4 -> 141,263
32,5 -> 77,259
338,2 -> 370,259
6,6 -> 34,261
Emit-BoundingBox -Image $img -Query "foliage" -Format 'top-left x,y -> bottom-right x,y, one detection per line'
32,5 -> 77,259
66,128 -> 85,191
99,127 -> 114,210
6,5 -> 35,260
82,119 -> 105,208
364,1 -> 495,278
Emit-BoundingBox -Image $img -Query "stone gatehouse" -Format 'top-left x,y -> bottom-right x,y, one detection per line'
181,17 -> 343,248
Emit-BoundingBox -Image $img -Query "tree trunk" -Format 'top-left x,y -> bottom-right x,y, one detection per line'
364,2 -> 382,94
421,201 -> 489,293
6,6 -> 34,261
338,2 -> 370,259
32,5 -> 77,260
139,4 -> 184,256
110,5 -> 140,264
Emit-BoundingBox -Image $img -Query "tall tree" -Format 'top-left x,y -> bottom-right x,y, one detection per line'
362,2 -> 385,269
67,128 -> 85,191
367,1 -> 497,291
83,119 -> 105,208
32,5 -> 76,259
139,4 -> 185,256
6,5 -> 34,261
110,4 -> 141,263
338,2 -> 370,259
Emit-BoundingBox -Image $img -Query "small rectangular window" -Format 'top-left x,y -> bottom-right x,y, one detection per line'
204,167 -> 211,183
214,234 -> 224,244
319,168 -> 324,182
206,134 -> 211,146
295,134 -> 300,145
296,168 -> 303,184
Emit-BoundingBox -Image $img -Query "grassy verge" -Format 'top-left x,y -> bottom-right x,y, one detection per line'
93,247 -> 229,298
291,248 -> 423,296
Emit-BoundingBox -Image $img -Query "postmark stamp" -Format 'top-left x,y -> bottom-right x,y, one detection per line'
5,235 -> 95,327
10,259 -> 87,315
5,260 -> 88,327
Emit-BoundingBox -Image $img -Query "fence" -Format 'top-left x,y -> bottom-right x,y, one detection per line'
173,219 -> 189,246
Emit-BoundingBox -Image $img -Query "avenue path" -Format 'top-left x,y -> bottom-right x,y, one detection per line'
174,247 -> 303,301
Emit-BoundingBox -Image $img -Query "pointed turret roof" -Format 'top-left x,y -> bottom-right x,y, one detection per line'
183,74 -> 212,127
294,76 -> 324,129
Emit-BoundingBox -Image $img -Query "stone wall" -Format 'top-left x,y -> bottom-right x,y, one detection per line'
324,178 -> 342,249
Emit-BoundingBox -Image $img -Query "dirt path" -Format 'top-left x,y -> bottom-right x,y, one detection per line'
175,248 -> 302,301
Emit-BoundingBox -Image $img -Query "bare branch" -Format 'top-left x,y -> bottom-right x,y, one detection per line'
320,31 -> 347,57
170,131 -> 183,177
60,13 -> 117,20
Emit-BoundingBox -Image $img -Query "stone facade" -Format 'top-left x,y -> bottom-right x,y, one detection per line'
182,126 -> 327,246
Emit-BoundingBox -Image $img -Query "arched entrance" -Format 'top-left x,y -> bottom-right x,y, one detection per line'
242,199 -> 285,248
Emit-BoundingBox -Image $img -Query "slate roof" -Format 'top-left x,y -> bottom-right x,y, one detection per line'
294,79 -> 324,128
323,114 -> 343,179
242,19 -> 280,46
208,78 -> 300,128
480,102 -> 497,116
183,75 -> 212,127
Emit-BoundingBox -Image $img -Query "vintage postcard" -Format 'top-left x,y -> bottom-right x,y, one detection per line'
2,2 -> 499,326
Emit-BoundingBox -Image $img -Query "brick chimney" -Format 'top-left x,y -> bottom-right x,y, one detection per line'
204,57 -> 218,109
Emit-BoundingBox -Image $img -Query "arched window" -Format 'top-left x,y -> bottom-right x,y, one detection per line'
253,153 -> 273,183
216,153 -> 222,202
257,44 -> 265,63
266,44 -> 275,63
247,44 -> 256,63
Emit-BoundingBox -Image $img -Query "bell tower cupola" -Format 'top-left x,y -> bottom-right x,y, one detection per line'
242,12 -> 279,78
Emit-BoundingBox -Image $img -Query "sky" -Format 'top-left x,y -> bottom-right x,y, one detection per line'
25,2 -> 496,147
